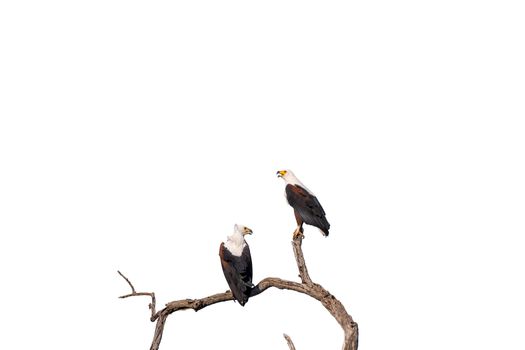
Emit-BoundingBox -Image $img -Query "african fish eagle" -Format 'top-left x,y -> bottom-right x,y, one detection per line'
277,169 -> 330,238
219,224 -> 254,306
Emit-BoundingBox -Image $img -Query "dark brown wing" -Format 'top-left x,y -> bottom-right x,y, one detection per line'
219,243 -> 253,306
240,244 -> 253,285
285,184 -> 330,236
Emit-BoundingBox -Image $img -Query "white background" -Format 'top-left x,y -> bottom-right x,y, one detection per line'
1,1 -> 524,349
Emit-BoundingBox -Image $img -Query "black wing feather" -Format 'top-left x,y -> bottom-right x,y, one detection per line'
286,184 -> 330,236
239,244 -> 253,286
219,243 -> 253,306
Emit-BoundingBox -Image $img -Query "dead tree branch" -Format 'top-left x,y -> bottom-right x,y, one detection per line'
118,235 -> 358,350
118,270 -> 157,321
292,235 -> 313,285
283,333 -> 296,350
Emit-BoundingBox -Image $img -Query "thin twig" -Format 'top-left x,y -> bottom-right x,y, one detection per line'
283,333 -> 296,350
118,270 -> 136,294
117,270 -> 157,320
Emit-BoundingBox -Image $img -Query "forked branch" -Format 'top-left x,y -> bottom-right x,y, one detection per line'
118,270 -> 157,321
118,234 -> 358,350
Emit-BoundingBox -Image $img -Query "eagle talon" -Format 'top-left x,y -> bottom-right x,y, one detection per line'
292,229 -> 304,240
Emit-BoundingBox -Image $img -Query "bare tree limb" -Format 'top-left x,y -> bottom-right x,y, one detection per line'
118,235 -> 358,350
283,333 -> 296,350
149,313 -> 168,350
118,270 -> 136,293
292,235 -> 313,285
118,270 -> 157,321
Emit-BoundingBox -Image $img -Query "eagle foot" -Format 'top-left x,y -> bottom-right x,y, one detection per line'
292,229 -> 304,240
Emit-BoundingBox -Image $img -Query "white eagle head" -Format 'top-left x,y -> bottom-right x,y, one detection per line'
276,169 -> 300,184
226,224 -> 253,256
276,169 -> 311,193
234,224 -> 253,236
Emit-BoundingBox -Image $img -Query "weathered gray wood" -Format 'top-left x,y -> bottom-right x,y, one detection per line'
118,234 -> 358,350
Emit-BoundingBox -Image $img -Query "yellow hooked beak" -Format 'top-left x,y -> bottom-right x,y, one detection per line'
243,227 -> 253,235
276,170 -> 287,177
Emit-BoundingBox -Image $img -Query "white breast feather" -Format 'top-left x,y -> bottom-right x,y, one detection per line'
283,171 -> 314,195
224,234 -> 246,257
